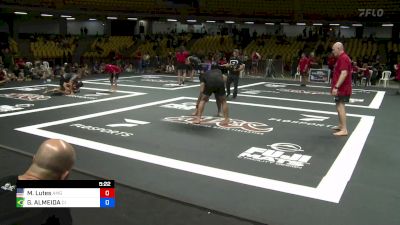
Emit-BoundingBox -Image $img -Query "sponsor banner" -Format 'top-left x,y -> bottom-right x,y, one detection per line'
309,69 -> 330,83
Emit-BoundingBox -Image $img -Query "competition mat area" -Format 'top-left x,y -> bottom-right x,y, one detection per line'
1,73 -> 399,225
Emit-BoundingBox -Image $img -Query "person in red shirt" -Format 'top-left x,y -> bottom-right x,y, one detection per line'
395,62 -> 400,81
395,62 -> 400,94
297,53 -> 309,86
175,46 -> 190,85
331,42 -> 352,136
104,64 -> 122,92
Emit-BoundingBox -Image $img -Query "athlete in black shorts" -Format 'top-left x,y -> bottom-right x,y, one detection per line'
193,65 -> 229,125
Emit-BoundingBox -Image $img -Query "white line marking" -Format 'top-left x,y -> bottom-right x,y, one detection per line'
17,97 -> 186,128
237,94 -> 374,109
0,89 -> 146,118
239,81 -> 385,109
15,97 -> 374,203
0,84 -> 49,90
368,91 -> 385,109
317,116 -> 374,202
264,81 -> 380,92
84,81 -> 199,90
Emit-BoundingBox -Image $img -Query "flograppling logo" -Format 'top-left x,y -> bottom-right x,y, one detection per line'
238,143 -> 312,169
0,93 -> 51,101
162,116 -> 273,135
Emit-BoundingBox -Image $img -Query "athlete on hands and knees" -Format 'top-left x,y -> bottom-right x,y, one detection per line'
192,62 -> 223,117
193,64 -> 229,125
331,42 -> 352,136
0,139 -> 76,225
104,64 -> 122,92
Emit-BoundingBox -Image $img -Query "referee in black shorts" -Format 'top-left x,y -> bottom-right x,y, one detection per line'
193,65 -> 229,125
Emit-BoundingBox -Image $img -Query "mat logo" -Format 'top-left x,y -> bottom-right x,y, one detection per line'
66,92 -> 110,100
268,114 -> 335,128
142,75 -> 161,79
106,119 -> 150,128
238,143 -> 312,169
299,114 -> 329,122
0,104 -> 34,113
264,83 -> 287,88
163,116 -> 273,135
141,79 -> 171,83
0,93 -> 51,101
70,124 -> 134,137
277,88 -> 331,95
241,89 -> 280,95
349,98 -> 364,103
160,102 -> 196,110
14,87 -> 46,92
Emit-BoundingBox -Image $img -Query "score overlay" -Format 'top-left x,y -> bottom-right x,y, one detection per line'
16,180 -> 115,208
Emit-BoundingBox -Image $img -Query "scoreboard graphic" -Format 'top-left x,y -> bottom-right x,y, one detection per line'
16,180 -> 115,208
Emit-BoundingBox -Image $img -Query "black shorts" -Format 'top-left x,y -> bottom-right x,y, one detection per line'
176,63 -> 188,71
110,73 -> 119,84
203,85 -> 226,97
334,96 -> 350,103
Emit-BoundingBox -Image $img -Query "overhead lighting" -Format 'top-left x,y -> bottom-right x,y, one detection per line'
296,22 -> 306,26
167,19 -> 177,22
106,16 -> 117,20
89,18 -> 97,21
244,21 -> 254,24
60,15 -> 71,18
41,14 -> 53,17
313,23 -> 323,26
66,18 -> 75,20
206,20 -> 216,23
225,21 -> 235,24
382,23 -> 394,27
187,19 -> 197,23
14,12 -> 27,15
265,22 -> 274,25
127,17 -> 137,20
329,23 -> 340,26
340,26 -> 349,29
352,23 -> 363,27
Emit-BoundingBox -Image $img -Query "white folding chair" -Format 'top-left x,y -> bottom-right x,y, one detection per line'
378,70 -> 391,87
294,71 -> 301,81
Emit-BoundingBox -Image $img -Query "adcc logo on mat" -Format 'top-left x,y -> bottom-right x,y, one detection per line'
0,93 -> 50,101
238,143 -> 312,169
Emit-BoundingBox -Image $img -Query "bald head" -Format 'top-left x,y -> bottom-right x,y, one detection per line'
332,42 -> 344,57
26,139 -> 76,180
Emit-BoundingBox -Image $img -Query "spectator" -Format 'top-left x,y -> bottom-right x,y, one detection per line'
0,139 -> 76,225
